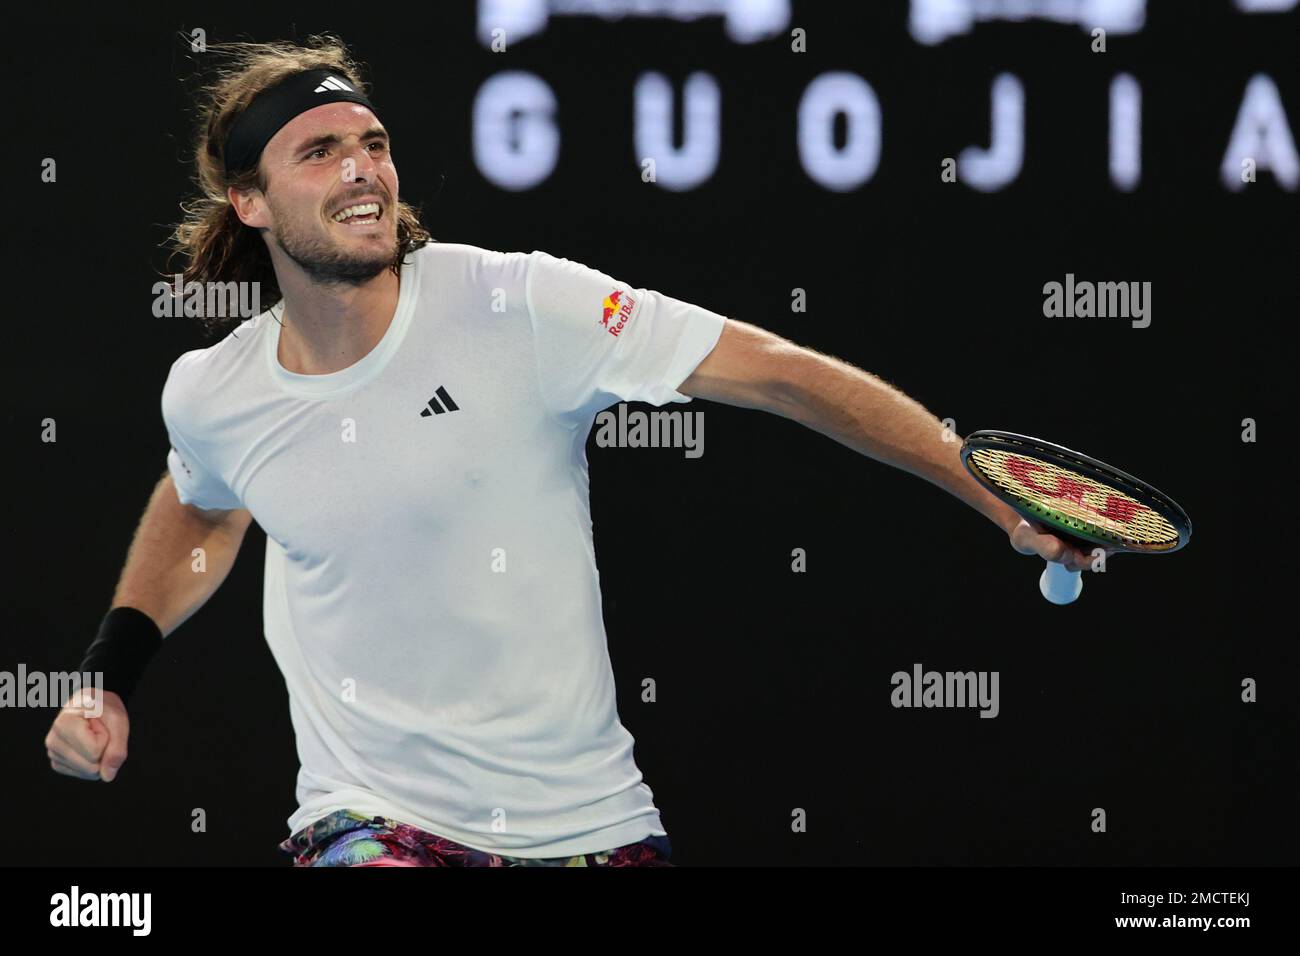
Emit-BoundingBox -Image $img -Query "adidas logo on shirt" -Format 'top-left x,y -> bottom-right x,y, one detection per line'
419,386 -> 460,417
314,76 -> 355,93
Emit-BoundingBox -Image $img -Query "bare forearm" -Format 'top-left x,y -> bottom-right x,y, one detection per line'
773,351 -> 1021,534
109,474 -> 248,638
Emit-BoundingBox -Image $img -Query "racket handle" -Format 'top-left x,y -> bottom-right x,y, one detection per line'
1040,560 -> 1083,605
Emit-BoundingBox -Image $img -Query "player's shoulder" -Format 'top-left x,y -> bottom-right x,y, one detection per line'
416,239 -> 538,281
414,240 -> 589,276
162,312 -> 267,411
168,313 -> 264,374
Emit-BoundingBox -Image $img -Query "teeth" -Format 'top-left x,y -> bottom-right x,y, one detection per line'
332,202 -> 381,222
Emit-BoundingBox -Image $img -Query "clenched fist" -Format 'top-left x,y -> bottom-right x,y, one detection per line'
45,689 -> 130,782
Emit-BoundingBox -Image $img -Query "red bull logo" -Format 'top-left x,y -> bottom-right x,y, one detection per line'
599,288 -> 636,336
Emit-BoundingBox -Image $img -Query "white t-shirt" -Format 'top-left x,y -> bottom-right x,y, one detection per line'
161,242 -> 726,857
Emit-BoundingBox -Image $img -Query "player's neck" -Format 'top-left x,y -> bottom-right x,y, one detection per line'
273,266 -> 400,376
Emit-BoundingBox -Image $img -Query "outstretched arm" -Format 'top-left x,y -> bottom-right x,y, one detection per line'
677,319 -> 1096,572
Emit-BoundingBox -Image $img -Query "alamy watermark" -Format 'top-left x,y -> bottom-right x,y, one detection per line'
50,885 -> 151,936
891,662 -> 1000,718
152,276 -> 262,319
594,403 -> 704,459
1042,273 -> 1150,328
0,666 -> 103,717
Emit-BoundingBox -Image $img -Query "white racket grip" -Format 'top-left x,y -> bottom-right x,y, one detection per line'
1040,560 -> 1083,605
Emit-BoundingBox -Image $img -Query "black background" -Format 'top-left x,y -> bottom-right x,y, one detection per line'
5,2 -> 1297,866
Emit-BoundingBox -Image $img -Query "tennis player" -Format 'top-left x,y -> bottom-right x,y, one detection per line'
44,37 -> 1095,867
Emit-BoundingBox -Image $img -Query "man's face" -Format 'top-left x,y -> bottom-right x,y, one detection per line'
235,102 -> 400,285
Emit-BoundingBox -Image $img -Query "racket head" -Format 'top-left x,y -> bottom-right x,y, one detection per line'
959,430 -> 1192,555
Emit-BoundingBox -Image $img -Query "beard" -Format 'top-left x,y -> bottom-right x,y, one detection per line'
269,200 -> 398,287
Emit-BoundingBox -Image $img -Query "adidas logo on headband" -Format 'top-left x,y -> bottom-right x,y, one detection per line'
314,76 -> 355,93
224,69 -> 376,175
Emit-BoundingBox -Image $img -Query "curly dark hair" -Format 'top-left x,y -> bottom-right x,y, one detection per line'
163,33 -> 432,339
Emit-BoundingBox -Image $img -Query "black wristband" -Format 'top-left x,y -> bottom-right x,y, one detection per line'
79,607 -> 163,708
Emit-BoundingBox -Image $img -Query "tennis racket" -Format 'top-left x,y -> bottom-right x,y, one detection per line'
959,430 -> 1192,605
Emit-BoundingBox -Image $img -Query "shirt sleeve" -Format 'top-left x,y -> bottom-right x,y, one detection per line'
161,354 -> 243,511
523,250 -> 727,424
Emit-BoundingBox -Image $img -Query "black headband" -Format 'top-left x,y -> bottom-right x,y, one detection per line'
223,68 -> 377,176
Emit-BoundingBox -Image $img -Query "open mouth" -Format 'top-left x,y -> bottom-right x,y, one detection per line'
331,202 -> 384,227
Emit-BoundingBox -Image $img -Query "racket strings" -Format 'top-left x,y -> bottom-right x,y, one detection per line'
968,447 -> 1181,549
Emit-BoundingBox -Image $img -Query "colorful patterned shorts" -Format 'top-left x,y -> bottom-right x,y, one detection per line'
279,809 -> 674,867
